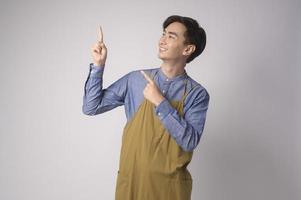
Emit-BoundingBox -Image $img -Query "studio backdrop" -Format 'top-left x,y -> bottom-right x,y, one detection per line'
0,0 -> 300,199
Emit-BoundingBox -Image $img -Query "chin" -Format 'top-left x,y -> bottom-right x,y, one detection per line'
158,52 -> 167,60
158,55 -> 167,62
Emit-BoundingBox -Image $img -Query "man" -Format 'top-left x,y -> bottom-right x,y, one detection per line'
82,15 -> 210,200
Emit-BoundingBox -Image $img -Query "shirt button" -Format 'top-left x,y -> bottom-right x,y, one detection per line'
158,112 -> 161,116
162,90 -> 165,93
166,79 -> 169,81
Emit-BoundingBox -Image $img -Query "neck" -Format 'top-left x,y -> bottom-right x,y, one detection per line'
160,60 -> 186,79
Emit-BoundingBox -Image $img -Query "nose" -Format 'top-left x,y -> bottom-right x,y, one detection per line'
159,35 -> 166,45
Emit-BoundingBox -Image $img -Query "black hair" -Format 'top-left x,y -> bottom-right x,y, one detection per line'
163,15 -> 206,63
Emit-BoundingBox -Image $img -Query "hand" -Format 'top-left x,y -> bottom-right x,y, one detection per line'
91,25 -> 107,67
141,71 -> 165,106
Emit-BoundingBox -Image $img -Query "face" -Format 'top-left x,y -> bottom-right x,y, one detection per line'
158,22 -> 190,62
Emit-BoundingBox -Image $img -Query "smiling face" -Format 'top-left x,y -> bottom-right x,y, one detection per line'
158,22 -> 192,63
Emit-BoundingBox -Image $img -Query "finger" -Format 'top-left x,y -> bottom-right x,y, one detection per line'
93,48 -> 100,54
95,43 -> 101,48
97,25 -> 103,43
93,44 -> 101,52
93,45 -> 101,53
92,44 -> 98,50
101,43 -> 107,53
140,71 -> 153,83
99,43 -> 105,48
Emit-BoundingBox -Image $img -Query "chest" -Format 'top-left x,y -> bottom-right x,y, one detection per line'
124,79 -> 187,121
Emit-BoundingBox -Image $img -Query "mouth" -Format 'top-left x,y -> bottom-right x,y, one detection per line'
159,46 -> 168,52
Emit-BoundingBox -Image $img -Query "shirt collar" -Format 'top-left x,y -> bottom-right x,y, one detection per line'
157,67 -> 188,82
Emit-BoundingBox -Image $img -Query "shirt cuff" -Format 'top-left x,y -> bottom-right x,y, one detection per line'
155,99 -> 174,120
89,63 -> 104,78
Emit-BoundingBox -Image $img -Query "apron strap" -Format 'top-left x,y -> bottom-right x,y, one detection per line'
181,78 -> 198,103
150,70 -> 159,80
181,78 -> 188,103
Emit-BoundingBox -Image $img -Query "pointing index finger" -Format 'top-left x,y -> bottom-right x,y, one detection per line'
141,70 -> 153,83
98,25 -> 103,43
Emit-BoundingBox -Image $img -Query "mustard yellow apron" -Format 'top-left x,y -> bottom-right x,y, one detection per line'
115,71 -> 193,200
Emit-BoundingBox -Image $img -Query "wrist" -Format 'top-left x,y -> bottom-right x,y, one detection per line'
93,62 -> 105,68
155,96 -> 165,107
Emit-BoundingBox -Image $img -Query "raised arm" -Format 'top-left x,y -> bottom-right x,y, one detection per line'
82,26 -> 128,116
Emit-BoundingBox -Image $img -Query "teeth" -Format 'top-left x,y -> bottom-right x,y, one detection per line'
160,47 -> 167,52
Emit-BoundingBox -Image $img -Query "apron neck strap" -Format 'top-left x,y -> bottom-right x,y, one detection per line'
151,70 -> 159,80
181,78 -> 189,103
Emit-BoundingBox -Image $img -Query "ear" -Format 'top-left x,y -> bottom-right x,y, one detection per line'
183,44 -> 196,56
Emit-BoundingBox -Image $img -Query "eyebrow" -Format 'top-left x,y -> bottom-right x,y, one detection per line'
163,29 -> 179,37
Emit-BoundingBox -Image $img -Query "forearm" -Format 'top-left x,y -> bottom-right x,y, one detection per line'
155,92 -> 209,152
82,64 -> 105,115
162,111 -> 203,152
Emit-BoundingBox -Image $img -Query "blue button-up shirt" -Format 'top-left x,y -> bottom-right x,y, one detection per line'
82,63 -> 210,152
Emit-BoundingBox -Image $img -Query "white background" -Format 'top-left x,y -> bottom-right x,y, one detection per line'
0,0 -> 300,199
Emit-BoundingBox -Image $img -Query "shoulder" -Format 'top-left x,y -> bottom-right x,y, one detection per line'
185,75 -> 210,106
187,75 -> 209,96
